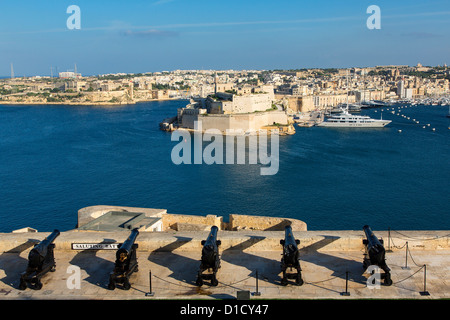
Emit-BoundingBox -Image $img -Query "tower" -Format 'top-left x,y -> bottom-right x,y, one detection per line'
10,63 -> 14,79
129,80 -> 134,100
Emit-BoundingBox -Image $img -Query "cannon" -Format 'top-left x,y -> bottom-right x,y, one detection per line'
196,226 -> 221,286
108,228 -> 139,290
362,225 -> 392,286
280,225 -> 303,286
280,226 -> 303,286
19,229 -> 60,290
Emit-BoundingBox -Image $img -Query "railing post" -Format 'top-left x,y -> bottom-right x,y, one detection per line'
340,271 -> 350,296
145,270 -> 155,297
420,265 -> 430,296
253,269 -> 261,296
387,227 -> 392,252
402,241 -> 410,270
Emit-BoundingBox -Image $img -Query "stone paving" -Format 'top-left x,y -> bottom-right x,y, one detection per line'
0,246 -> 448,300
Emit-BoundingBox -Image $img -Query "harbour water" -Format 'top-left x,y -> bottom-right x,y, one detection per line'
0,101 -> 448,232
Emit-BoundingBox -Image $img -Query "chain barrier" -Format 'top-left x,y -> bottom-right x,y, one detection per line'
149,265 -> 429,296
150,270 -> 347,291
389,228 -> 450,241
146,229 -> 439,296
385,229 -> 431,291
394,265 -> 425,284
151,272 -> 254,290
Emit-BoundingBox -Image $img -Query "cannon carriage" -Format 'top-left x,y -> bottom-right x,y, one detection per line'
362,225 -> 393,286
108,228 -> 139,290
280,225 -> 303,286
19,229 -> 60,290
196,226 -> 221,286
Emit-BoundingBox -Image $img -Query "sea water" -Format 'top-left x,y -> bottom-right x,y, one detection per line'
0,101 -> 448,232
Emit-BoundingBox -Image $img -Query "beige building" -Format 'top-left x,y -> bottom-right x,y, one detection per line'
275,93 -> 357,113
176,86 -> 292,133
65,80 -> 87,92
298,95 -> 315,112
215,82 -> 234,93
355,89 -> 386,102
152,90 -> 170,100
180,110 -> 291,133
308,93 -> 355,111
205,91 -> 274,114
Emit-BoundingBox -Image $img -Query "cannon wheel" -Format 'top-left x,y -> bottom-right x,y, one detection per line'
108,276 -> 116,290
384,275 -> 393,286
33,280 -> 43,290
18,278 -> 27,290
196,266 -> 206,286
123,278 -> 131,290
281,270 -> 288,286
211,275 -> 218,286
363,259 -> 369,269
296,273 -> 304,286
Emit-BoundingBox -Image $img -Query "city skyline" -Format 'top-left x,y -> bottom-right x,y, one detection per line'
1,0 -> 450,77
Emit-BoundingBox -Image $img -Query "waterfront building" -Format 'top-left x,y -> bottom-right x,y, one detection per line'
173,85 -> 294,134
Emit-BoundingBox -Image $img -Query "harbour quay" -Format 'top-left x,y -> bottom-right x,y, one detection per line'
0,224 -> 448,300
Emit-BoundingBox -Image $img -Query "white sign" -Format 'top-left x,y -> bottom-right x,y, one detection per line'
71,243 -> 119,250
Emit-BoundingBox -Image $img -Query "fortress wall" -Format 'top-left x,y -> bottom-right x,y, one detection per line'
1,230 -> 448,254
161,213 -> 307,232
232,94 -> 272,112
201,114 -> 237,132
182,111 -> 290,133
228,214 -> 307,231
161,213 -> 224,231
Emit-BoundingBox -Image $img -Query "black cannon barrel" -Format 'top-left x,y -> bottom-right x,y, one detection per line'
203,226 -> 219,248
362,225 -> 391,284
30,229 -> 60,259
27,229 -> 60,268
201,226 -> 220,267
282,225 -> 300,264
117,228 -> 139,257
284,225 -> 298,247
363,225 -> 386,264
363,225 -> 383,249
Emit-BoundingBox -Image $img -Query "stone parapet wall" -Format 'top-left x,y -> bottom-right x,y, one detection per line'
161,214 -> 224,231
1,230 -> 448,253
160,213 -> 307,232
228,214 -> 307,231
77,206 -> 307,232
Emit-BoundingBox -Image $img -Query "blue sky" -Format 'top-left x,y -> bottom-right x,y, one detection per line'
1,0 -> 450,76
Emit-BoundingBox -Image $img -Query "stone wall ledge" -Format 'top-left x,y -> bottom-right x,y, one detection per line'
1,230 -> 448,253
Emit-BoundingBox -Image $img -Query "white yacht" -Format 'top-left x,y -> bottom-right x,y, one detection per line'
317,69 -> 391,128
317,108 -> 391,127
